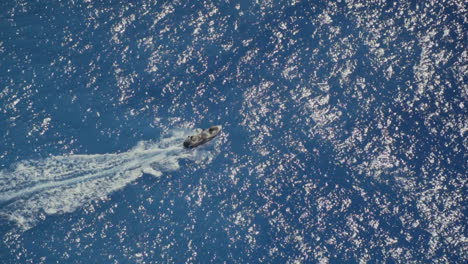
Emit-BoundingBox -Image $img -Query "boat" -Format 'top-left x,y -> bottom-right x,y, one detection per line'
183,125 -> 222,148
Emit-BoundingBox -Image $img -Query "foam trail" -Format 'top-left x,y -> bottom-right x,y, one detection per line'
0,129 -> 200,230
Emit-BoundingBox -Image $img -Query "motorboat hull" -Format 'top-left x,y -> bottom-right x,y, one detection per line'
183,125 -> 222,148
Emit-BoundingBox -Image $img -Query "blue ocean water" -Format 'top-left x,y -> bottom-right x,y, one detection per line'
0,0 -> 466,263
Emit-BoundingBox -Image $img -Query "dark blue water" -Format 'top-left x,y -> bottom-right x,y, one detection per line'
1,0 -> 466,263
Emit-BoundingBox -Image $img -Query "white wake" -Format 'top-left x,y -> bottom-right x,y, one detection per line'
0,129 -> 206,230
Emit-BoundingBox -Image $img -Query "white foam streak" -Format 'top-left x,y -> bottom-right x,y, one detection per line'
0,130 -> 196,230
